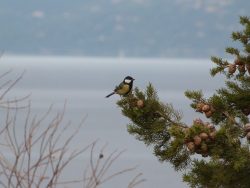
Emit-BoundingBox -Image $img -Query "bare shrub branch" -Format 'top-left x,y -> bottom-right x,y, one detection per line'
82,141 -> 145,188
0,69 -> 145,188
0,70 -> 29,109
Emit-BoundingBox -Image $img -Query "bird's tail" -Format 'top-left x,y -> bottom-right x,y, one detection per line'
105,92 -> 115,98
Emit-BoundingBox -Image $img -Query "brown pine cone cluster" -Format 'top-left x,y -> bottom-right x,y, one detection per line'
184,119 -> 216,157
227,59 -> 250,75
196,103 -> 215,118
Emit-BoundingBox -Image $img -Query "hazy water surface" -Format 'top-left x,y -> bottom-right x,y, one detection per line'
0,56 -> 225,188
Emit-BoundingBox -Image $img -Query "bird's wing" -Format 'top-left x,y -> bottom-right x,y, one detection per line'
114,82 -> 124,92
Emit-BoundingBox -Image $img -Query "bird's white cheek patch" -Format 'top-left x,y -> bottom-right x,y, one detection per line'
124,79 -> 131,84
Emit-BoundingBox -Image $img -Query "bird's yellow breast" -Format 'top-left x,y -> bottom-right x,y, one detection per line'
116,84 -> 130,95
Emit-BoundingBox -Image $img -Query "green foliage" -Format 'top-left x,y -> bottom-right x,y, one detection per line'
117,84 -> 190,170
225,47 -> 240,56
184,144 -> 250,188
185,90 -> 204,101
183,156 -> 250,188
116,16 -> 250,187
210,56 -> 229,76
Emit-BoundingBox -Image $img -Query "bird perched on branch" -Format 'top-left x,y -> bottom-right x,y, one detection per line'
106,76 -> 135,98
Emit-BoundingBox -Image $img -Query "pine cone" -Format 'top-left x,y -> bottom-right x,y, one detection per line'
234,59 -> 244,65
196,102 -> 205,112
193,135 -> 202,146
136,99 -> 144,108
199,132 -> 209,140
246,64 -> 250,74
244,123 -> 250,133
238,64 -> 246,73
228,64 -> 236,74
186,142 -> 195,152
202,104 -> 211,113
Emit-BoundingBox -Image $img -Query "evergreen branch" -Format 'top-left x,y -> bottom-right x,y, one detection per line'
184,90 -> 203,101
231,31 -> 242,41
117,15 -> 250,188
222,111 -> 241,128
210,67 -> 225,77
225,47 -> 240,56
240,16 -> 250,25
211,56 -> 223,65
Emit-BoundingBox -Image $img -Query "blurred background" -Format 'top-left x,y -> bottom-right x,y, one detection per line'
1,0 -> 249,58
0,1 -> 249,188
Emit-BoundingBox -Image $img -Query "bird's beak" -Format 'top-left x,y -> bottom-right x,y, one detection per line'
133,78 -> 135,80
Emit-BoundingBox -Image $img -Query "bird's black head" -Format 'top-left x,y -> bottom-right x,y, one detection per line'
123,76 -> 135,84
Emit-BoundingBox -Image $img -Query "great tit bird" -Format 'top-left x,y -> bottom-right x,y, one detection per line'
106,76 -> 135,98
